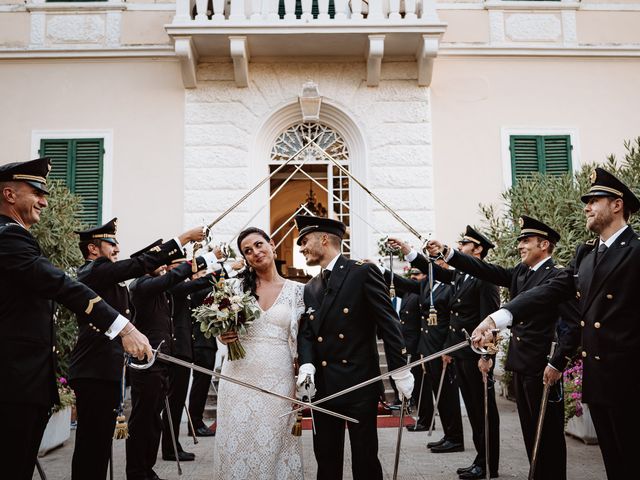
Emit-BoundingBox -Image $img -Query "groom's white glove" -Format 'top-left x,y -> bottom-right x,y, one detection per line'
296,363 -> 316,400
391,369 -> 414,400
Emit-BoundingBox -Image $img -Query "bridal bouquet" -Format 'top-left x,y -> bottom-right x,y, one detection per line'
192,278 -> 260,360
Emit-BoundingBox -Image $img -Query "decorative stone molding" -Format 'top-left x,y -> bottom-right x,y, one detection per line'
417,35 -> 439,87
106,11 -> 121,47
488,10 -> 505,44
561,10 -> 577,47
175,36 -> 198,88
229,36 -> 250,88
366,35 -> 385,87
47,15 -> 106,44
505,13 -> 562,43
30,12 -> 46,47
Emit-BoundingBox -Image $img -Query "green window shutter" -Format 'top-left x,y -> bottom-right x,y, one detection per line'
39,138 -> 104,227
510,135 -> 572,184
543,135 -> 572,175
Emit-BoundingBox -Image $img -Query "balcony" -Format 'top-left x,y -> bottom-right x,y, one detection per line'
166,0 -> 447,88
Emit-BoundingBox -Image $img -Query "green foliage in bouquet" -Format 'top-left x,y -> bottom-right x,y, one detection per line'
192,278 -> 261,360
31,180 -> 85,378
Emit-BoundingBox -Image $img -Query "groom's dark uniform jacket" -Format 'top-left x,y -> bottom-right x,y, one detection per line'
298,255 -> 407,407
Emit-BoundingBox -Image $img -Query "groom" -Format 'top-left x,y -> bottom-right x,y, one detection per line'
295,215 -> 414,480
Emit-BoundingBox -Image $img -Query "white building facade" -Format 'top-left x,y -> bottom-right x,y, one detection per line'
2,0 -> 640,266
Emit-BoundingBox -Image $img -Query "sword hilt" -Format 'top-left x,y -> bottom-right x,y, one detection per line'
125,341 -> 163,370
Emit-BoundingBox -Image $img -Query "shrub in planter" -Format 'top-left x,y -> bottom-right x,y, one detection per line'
30,180 -> 86,379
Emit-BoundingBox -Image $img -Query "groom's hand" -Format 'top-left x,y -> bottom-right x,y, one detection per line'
296,363 -> 316,400
391,369 -> 414,400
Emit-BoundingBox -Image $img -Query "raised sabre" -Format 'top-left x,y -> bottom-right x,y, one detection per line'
127,345 -> 358,424
528,341 -> 557,480
282,330 -> 494,419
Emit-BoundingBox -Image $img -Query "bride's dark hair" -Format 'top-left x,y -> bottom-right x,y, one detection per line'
236,227 -> 272,300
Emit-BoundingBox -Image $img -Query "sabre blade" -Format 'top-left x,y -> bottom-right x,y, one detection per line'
128,349 -> 359,424
282,336 -> 472,418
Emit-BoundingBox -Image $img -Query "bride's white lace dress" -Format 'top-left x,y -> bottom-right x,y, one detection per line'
213,279 -> 305,480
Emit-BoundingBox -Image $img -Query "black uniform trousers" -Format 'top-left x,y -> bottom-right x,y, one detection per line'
513,372 -> 566,480
314,396 -> 382,480
428,357 -> 464,443
411,363 -> 433,425
161,360 -> 191,456
126,366 -> 169,480
1,402 -> 50,480
589,403 -> 640,479
455,358 -> 500,473
188,347 -> 216,430
71,379 -> 121,480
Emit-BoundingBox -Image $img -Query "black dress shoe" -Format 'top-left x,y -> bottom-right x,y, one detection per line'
458,465 -> 499,479
456,464 -> 476,475
406,423 -> 429,432
427,436 -> 446,449
191,425 -> 216,437
162,450 -> 196,462
430,440 -> 464,453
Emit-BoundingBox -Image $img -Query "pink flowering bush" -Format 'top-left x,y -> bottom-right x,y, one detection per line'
563,360 -> 583,424
54,376 -> 75,413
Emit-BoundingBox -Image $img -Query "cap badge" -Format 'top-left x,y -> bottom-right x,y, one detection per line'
590,169 -> 597,184
518,217 -> 524,227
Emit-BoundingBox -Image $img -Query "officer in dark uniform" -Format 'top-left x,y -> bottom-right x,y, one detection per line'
295,215 -> 413,480
0,158 -> 152,480
428,216 -> 581,479
385,260 -> 465,445
187,282 -> 219,436
126,242 -> 215,480
161,264 -> 220,457
390,226 -> 501,479
474,168 -> 640,480
70,220 -> 204,480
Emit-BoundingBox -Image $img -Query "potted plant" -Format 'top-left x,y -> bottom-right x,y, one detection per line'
39,377 -> 75,455
563,360 -> 598,444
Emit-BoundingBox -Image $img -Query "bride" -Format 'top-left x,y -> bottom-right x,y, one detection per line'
214,227 -> 305,479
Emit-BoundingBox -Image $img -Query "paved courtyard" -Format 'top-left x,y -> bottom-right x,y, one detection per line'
34,396 -> 605,480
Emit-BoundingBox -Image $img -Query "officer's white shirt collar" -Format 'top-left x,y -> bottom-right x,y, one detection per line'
601,224 -> 628,248
324,253 -> 341,272
529,256 -> 551,272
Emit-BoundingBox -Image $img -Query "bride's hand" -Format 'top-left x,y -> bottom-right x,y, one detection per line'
219,331 -> 238,344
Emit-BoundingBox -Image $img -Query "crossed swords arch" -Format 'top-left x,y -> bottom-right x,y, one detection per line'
126,129 -> 501,479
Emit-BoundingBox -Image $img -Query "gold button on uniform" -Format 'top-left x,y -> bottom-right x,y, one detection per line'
582,351 -> 587,357
580,321 -> 585,327
343,308 -> 349,314
606,294 -> 613,300
595,356 -> 601,360
516,337 -> 521,341
52,346 -> 56,352
317,337 -> 323,342
310,314 -> 315,320
342,360 -> 347,364
338,333 -> 344,339
594,322 -> 601,329
125,309 -> 131,314
576,291 -> 581,298
321,361 -> 327,367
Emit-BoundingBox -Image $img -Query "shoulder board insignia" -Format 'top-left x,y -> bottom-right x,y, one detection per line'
585,239 -> 597,246
355,261 -> 364,265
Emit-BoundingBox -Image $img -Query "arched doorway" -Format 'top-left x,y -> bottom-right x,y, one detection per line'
268,121 -> 351,278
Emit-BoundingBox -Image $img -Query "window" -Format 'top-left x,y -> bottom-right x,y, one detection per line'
509,135 -> 572,184
39,138 -> 104,227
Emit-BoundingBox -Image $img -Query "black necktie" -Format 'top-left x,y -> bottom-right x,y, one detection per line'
455,272 -> 465,292
322,269 -> 332,290
524,268 -> 533,282
596,242 -> 608,264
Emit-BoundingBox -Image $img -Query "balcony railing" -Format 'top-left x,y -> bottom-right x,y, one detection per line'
166,0 -> 446,88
